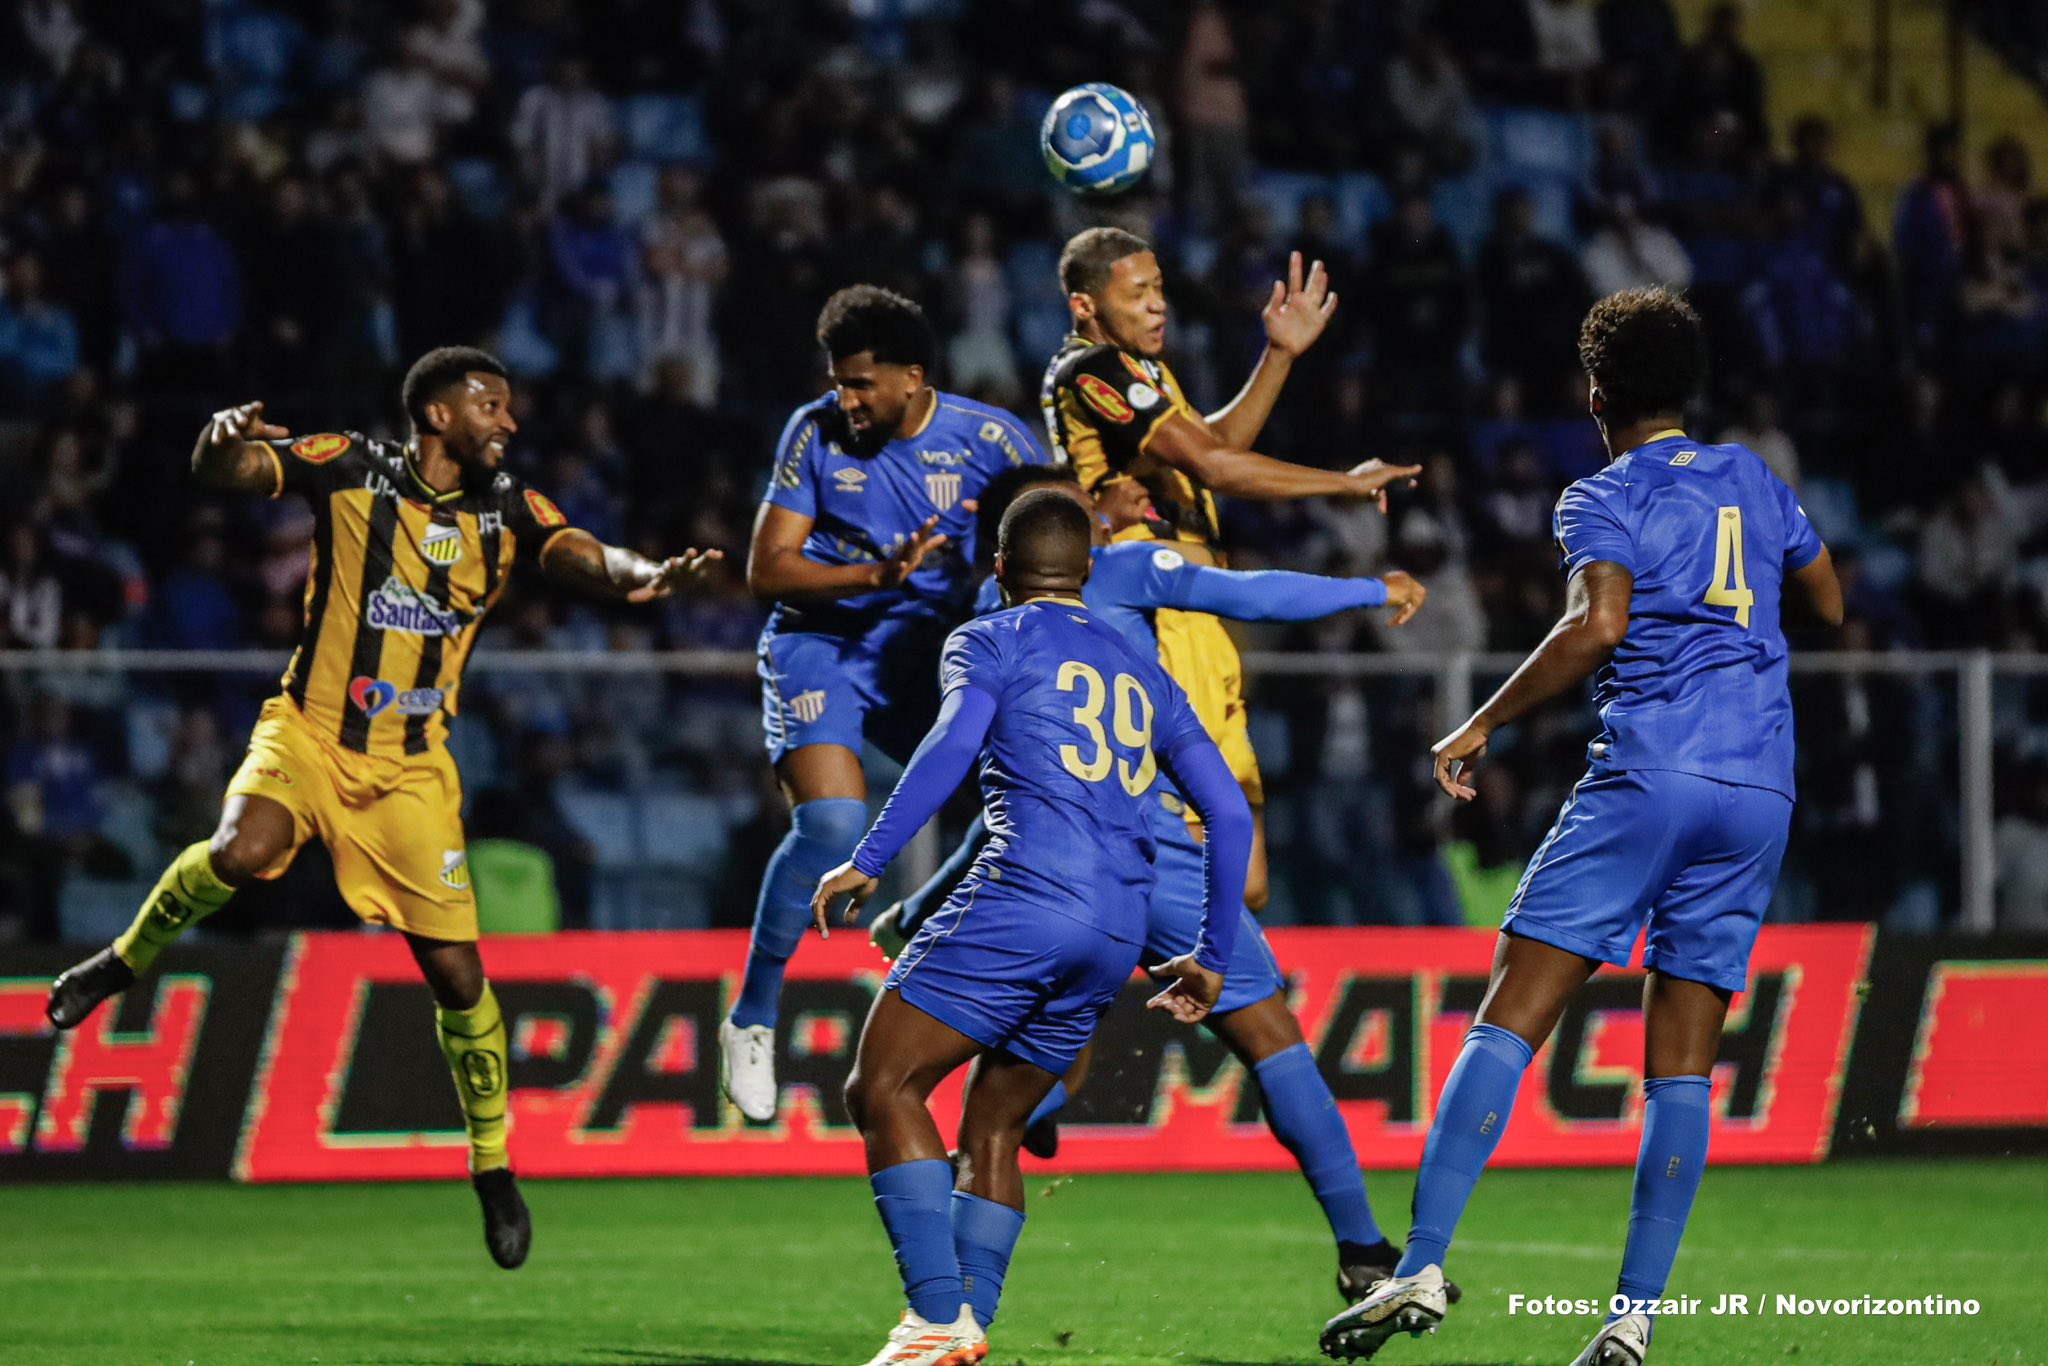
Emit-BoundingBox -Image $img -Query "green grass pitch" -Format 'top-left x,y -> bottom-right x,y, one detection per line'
5,1159 -> 2042,1365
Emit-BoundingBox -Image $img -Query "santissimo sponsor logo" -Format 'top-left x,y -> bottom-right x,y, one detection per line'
365,578 -> 467,636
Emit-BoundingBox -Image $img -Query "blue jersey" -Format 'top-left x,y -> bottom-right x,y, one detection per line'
943,600 -> 1209,944
1554,432 -> 1823,799
762,391 -> 1048,640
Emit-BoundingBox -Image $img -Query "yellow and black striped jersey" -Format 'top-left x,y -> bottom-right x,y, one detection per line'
1040,334 -> 1219,549
258,431 -> 575,759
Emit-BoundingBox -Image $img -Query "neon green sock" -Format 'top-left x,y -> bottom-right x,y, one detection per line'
437,983 -> 510,1173
112,842 -> 236,973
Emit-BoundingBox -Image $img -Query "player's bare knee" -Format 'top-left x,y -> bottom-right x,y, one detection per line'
407,936 -> 485,1010
208,817 -> 284,885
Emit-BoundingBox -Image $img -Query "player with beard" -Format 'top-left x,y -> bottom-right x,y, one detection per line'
723,286 -> 1051,1122
46,346 -> 720,1268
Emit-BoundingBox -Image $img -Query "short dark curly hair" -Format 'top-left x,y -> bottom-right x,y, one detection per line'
816,285 -> 935,369
402,346 -> 507,431
1059,226 -> 1151,296
1578,288 -> 1707,425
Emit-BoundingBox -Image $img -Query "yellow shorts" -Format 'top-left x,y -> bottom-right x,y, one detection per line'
226,696 -> 478,941
1151,607 -> 1264,809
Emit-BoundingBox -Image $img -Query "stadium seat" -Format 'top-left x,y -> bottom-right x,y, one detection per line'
559,788 -> 638,869
1485,106 -> 1593,181
58,878 -> 157,946
1332,173 -> 1391,243
635,792 -> 734,875
1429,174 -> 1490,259
447,158 -> 509,222
470,840 -> 562,935
608,160 -> 660,228
623,94 -> 709,164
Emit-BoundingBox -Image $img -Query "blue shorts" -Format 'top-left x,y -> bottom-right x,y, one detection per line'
1504,768 -> 1792,993
757,623 -> 946,765
885,888 -> 1142,1076
1149,824 -> 1285,1015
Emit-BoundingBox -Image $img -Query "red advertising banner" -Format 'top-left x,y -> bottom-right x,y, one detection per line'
1900,962 -> 2048,1129
232,924 -> 1874,1183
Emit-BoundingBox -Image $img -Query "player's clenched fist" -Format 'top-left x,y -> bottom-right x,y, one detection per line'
811,861 -> 879,939
205,400 -> 291,447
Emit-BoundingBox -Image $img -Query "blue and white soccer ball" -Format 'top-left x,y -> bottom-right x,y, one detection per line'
1041,83 -> 1156,196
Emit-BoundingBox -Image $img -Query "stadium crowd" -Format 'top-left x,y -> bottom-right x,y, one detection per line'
4,0 -> 2048,938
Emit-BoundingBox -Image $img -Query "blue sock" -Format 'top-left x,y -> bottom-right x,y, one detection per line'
1025,1080 -> 1067,1131
1253,1043 -> 1382,1247
1397,1022 -> 1534,1276
871,1159 -> 963,1323
1614,1075 -> 1711,1319
952,1191 -> 1026,1327
730,797 -> 866,1029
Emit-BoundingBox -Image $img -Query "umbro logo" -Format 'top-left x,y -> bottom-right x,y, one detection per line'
833,468 -> 867,492
1671,451 -> 1697,467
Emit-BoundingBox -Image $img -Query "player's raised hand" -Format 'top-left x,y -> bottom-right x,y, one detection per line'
1262,251 -> 1338,358
206,401 -> 290,448
1380,570 -> 1428,627
876,516 -> 949,589
1144,954 -> 1224,1025
1342,458 -> 1423,514
1431,718 -> 1491,801
625,548 -> 725,603
811,861 -> 879,939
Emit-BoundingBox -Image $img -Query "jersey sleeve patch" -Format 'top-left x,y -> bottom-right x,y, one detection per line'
524,489 -> 567,529
1151,548 -> 1184,571
1076,373 -> 1135,424
290,433 -> 351,464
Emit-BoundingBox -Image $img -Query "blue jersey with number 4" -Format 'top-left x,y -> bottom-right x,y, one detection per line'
944,600 -> 1209,945
762,392 -> 1047,639
1554,432 -> 1822,799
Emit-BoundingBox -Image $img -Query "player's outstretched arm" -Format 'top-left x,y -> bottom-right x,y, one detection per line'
1144,414 -> 1419,512
809,686 -> 997,938
1162,560 -> 1428,627
746,503 -> 947,603
1146,733 -> 1252,1025
1790,546 -> 1844,627
1431,561 -> 1632,800
1205,251 -> 1337,450
538,529 -> 722,602
192,401 -> 292,493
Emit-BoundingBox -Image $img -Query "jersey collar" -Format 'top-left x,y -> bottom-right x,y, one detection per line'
402,443 -> 466,506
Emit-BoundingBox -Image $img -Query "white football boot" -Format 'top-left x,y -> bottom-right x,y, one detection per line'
857,1306 -> 988,1366
1569,1312 -> 1652,1366
1319,1263 -> 1448,1360
718,1018 -> 778,1122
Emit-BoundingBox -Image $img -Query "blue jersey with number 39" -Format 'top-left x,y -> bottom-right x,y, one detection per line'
1554,433 -> 1823,800
943,600 -> 1209,945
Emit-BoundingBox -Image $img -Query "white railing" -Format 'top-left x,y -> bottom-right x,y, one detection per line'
0,648 -> 2022,932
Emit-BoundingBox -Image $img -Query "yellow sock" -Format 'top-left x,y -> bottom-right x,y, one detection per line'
437,982 -> 510,1173
113,841 -> 237,973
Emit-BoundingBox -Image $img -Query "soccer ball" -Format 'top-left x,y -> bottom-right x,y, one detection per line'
1040,83 -> 1156,196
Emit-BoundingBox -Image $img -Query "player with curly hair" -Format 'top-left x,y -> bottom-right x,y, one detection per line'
1321,289 -> 1845,1365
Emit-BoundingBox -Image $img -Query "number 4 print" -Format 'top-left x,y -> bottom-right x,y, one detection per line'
1706,506 -> 1754,628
